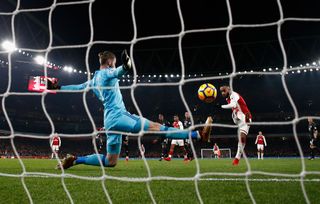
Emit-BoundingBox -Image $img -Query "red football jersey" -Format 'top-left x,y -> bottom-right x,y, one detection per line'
52,136 -> 60,146
256,135 -> 265,145
226,91 -> 251,116
172,121 -> 183,129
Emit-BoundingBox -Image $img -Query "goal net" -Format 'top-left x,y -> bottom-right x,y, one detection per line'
201,148 -> 231,159
0,0 -> 320,203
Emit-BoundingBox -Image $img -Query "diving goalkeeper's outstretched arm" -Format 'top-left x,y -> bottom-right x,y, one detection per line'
47,50 -> 131,91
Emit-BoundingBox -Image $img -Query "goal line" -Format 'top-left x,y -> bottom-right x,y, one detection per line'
17,174 -> 320,183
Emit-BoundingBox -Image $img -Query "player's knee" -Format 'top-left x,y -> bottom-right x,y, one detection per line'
149,122 -> 161,131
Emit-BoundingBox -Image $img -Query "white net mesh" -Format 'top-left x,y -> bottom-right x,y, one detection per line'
1,0 -> 320,203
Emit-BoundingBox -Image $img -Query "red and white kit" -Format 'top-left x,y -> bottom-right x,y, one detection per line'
213,145 -> 220,155
51,135 -> 61,151
171,121 -> 184,146
255,134 -> 267,150
222,91 -> 252,135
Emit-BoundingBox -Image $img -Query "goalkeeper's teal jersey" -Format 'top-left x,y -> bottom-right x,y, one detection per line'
60,66 -> 127,126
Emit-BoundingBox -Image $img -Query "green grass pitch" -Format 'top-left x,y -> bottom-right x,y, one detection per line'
0,158 -> 319,204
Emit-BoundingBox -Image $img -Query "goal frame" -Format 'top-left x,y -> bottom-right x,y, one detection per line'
200,148 -> 232,159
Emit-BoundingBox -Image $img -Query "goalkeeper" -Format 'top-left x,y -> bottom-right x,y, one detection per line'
49,50 -> 212,169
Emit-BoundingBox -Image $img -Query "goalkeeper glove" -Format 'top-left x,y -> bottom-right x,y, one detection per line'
47,78 -> 60,90
121,49 -> 132,70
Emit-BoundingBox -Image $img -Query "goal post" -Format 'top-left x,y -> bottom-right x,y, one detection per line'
201,148 -> 231,159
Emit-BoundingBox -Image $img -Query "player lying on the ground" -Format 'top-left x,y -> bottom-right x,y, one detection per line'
220,85 -> 252,166
47,50 -> 212,169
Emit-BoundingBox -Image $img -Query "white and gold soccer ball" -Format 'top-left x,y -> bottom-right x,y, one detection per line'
197,83 -> 217,103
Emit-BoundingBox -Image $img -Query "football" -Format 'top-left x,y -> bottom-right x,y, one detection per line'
198,83 -> 217,103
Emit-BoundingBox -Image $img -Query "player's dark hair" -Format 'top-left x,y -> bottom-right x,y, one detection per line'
98,51 -> 116,65
220,84 -> 230,89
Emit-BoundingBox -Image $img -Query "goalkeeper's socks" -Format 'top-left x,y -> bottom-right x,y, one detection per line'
75,154 -> 109,167
160,125 -> 199,139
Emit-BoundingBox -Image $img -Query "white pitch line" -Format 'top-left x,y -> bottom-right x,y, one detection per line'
17,175 -> 320,182
199,178 -> 320,182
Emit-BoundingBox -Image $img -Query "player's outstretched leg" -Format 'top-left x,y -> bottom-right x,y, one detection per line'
148,116 -> 213,142
56,153 -> 119,170
201,116 -> 213,142
56,154 -> 77,169
56,135 -> 122,170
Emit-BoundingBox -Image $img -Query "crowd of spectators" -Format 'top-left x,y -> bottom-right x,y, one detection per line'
0,132 -> 314,159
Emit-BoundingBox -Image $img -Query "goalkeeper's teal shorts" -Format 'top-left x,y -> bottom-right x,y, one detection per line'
106,112 -> 150,154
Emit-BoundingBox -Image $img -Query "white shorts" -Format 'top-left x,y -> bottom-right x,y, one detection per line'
51,145 -> 59,151
214,150 -> 219,155
171,139 -> 184,146
232,111 -> 250,135
257,144 -> 264,151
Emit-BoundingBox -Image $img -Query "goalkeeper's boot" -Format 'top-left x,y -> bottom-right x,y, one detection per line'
232,158 -> 240,166
200,116 -> 213,142
57,154 -> 76,170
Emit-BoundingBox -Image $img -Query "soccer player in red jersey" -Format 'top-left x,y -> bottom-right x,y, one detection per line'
220,86 -> 252,166
213,143 -> 220,159
50,133 -> 61,159
255,131 -> 267,160
165,115 -> 188,162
